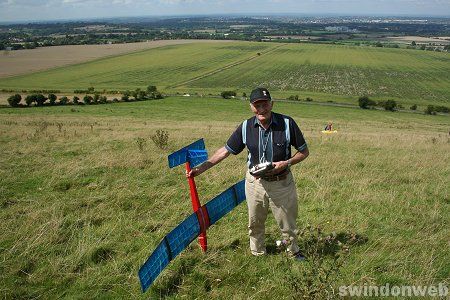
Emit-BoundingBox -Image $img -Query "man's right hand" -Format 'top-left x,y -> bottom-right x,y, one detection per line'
185,146 -> 231,178
186,167 -> 202,178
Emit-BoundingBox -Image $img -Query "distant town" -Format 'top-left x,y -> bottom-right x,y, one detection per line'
1,15 -> 449,52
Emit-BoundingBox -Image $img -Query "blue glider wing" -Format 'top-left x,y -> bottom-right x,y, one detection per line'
138,213 -> 200,292
205,180 -> 245,226
138,179 -> 246,292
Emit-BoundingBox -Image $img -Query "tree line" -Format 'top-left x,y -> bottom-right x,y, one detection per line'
7,86 -> 163,107
358,96 -> 449,114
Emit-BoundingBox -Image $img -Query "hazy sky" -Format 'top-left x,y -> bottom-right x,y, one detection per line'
0,0 -> 449,22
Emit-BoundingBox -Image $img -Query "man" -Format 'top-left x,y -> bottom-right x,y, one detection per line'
187,87 -> 309,259
324,121 -> 333,131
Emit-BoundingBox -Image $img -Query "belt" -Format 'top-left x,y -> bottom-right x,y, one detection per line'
261,170 -> 290,182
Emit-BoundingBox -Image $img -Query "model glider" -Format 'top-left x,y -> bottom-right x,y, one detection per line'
138,138 -> 246,292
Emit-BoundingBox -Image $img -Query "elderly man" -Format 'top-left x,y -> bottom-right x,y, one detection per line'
187,87 -> 309,259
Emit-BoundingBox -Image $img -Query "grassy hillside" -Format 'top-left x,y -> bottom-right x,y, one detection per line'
0,97 -> 448,298
0,41 -> 449,107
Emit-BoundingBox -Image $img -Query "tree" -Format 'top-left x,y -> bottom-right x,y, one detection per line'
7,94 -> 21,107
147,85 -> 157,93
411,41 -> 416,46
121,93 -> 130,102
410,104 -> 417,111
25,95 -> 36,106
137,90 -> 147,101
358,96 -> 375,109
99,95 -> 108,104
93,93 -> 100,104
35,94 -> 47,106
73,96 -> 80,105
146,86 -> 160,99
59,96 -> 69,105
153,92 -> 163,99
288,95 -> 299,101
131,89 -> 139,100
221,91 -> 237,99
424,105 -> 436,115
83,95 -> 93,105
381,99 -> 397,111
48,93 -> 57,105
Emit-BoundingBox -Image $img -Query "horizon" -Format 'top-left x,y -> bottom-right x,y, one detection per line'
1,12 -> 450,26
1,0 -> 449,24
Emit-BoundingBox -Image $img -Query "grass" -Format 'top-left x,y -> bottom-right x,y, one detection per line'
0,42 -> 448,108
0,97 -> 449,298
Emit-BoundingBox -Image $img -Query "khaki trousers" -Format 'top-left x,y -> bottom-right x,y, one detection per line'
245,170 -> 300,255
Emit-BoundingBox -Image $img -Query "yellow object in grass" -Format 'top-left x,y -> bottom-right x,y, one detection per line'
321,130 -> 338,134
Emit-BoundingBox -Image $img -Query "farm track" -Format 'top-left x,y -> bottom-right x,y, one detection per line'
167,43 -> 286,88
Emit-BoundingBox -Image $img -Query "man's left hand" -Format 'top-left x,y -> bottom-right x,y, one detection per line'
266,161 -> 288,176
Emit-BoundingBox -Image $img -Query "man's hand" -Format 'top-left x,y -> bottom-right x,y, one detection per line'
185,146 -> 231,178
265,160 -> 289,176
186,166 -> 203,178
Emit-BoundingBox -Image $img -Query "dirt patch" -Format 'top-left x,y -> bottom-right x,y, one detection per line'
0,39 -> 232,79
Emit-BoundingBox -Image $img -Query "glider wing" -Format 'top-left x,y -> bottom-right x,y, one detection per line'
138,179 -> 246,292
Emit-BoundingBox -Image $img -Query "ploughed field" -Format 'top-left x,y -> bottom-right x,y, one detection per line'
0,97 -> 448,298
0,40 -> 231,78
0,41 -> 449,107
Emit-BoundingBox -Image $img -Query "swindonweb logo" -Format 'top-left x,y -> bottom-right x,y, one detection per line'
339,283 -> 448,297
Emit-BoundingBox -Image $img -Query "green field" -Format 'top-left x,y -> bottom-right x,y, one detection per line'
1,97 -> 449,298
1,41 -> 449,107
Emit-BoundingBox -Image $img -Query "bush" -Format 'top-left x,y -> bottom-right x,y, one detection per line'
410,104 -> 417,111
83,95 -> 93,105
59,96 -> 69,105
381,99 -> 397,111
48,94 -> 57,105
288,95 -> 299,101
435,105 -> 449,113
7,94 -> 21,107
25,94 -> 36,106
122,90 -> 131,102
99,96 -> 108,104
305,97 -> 313,102
221,91 -> 237,99
151,130 -> 169,149
92,93 -> 100,104
73,96 -> 80,105
358,96 -> 376,109
153,92 -> 163,99
35,94 -> 47,106
425,105 -> 449,115
425,105 -> 437,115
146,85 -> 157,93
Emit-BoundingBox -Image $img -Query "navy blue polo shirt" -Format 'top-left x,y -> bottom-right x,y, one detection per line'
225,112 -> 307,168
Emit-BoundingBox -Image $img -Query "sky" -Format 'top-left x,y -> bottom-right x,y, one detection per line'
0,0 -> 449,23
